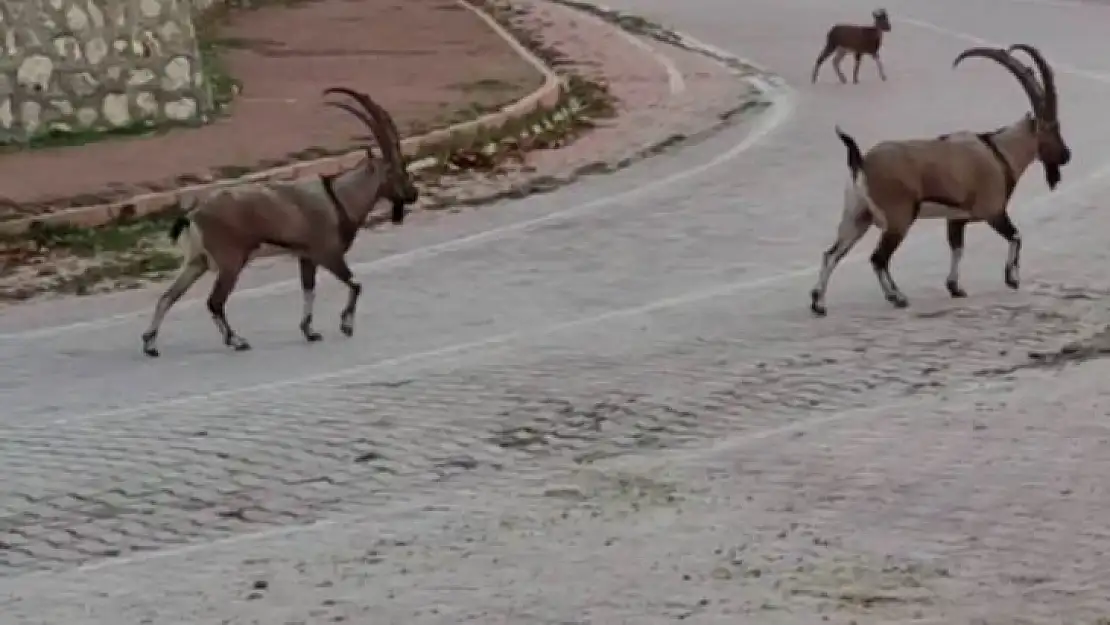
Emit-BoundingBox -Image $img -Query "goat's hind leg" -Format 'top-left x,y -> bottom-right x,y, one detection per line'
298,258 -> 323,342
810,204 -> 873,316
811,42 -> 835,83
321,255 -> 362,337
142,257 -> 208,357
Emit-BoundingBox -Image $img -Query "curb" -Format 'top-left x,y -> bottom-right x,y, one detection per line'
0,0 -> 563,237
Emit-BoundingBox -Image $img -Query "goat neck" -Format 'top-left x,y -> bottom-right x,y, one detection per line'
329,158 -> 389,227
986,114 -> 1039,187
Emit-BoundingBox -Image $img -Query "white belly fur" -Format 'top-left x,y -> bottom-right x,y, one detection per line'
917,202 -> 973,220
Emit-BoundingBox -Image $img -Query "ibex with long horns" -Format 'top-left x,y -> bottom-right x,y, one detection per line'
140,87 -> 419,357
809,44 -> 1070,316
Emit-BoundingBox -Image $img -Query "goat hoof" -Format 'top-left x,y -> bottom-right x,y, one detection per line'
1005,274 -> 1020,290
945,282 -> 967,298
227,337 -> 251,351
887,294 -> 909,309
809,290 -> 827,317
340,325 -> 354,337
304,331 -> 323,342
141,332 -> 159,357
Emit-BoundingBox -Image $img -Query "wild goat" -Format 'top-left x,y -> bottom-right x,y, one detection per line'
140,86 -> 419,357
811,8 -> 891,84
809,44 -> 1070,316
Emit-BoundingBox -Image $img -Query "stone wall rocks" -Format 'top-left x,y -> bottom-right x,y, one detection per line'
0,0 -> 215,144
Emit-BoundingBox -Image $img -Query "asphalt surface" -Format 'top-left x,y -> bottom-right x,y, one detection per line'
4,0 -> 1110,622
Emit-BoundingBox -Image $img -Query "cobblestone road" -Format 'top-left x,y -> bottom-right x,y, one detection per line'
4,0 -> 1110,622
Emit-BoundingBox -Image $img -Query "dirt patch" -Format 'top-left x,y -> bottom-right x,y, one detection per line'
0,0 -> 543,217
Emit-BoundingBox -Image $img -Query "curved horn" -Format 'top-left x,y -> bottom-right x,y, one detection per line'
356,95 -> 405,167
323,87 -> 403,170
323,87 -> 393,164
1008,43 -> 1057,119
336,90 -> 404,160
323,100 -> 381,154
953,47 -> 1045,119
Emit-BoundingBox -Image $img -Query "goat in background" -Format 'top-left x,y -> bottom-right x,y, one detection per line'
140,87 -> 419,357
809,44 -> 1070,316
811,8 -> 891,84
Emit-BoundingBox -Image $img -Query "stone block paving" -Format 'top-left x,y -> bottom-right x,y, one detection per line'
0,262 -> 1102,577
3,293 -> 1110,623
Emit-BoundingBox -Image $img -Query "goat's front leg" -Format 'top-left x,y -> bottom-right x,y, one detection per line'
831,49 -> 848,83
945,219 -> 969,298
870,226 -> 911,308
322,256 -> 362,337
987,213 -> 1022,289
873,53 -> 887,81
852,52 -> 863,83
298,258 -> 323,342
207,260 -> 251,352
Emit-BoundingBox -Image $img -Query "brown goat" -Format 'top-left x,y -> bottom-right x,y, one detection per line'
809,44 -> 1070,316
811,8 -> 891,84
140,87 -> 419,357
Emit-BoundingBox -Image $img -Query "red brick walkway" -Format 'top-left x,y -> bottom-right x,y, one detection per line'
0,0 -> 542,217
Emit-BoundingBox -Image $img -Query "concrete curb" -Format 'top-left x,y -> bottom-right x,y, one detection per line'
0,0 -> 563,237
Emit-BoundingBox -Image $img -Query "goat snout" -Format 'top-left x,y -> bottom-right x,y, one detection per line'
1060,147 -> 1072,166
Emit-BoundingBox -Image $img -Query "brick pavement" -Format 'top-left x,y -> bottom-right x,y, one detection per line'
0,263 -> 1104,576
3,276 -> 1110,622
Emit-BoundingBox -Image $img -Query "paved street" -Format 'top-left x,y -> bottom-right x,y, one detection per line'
4,0 -> 1110,621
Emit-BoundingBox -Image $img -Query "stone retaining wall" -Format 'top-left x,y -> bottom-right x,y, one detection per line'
0,0 -> 214,144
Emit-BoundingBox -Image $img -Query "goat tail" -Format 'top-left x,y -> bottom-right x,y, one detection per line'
834,125 -> 864,177
834,125 -> 885,228
167,216 -> 213,270
847,172 -> 887,231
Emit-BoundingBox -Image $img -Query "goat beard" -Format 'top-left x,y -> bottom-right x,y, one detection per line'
1044,163 -> 1062,190
389,200 -> 406,224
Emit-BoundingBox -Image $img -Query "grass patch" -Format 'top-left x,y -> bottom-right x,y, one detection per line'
16,215 -> 179,257
0,213 -> 184,301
